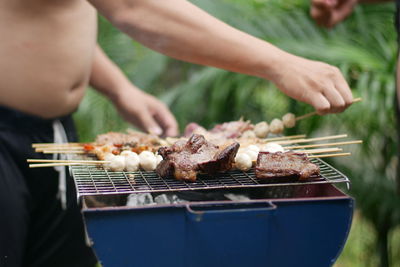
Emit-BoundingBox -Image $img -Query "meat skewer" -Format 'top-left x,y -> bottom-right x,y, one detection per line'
295,97 -> 362,121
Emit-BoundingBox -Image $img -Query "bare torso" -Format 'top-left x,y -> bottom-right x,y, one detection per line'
0,0 -> 97,118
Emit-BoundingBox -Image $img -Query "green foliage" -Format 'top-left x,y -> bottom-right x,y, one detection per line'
75,0 -> 400,265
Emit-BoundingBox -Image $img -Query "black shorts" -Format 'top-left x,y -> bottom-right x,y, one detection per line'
0,106 -> 97,267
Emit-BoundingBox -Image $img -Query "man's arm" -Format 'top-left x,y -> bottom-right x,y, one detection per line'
311,0 -> 393,28
90,45 -> 178,136
88,0 -> 353,115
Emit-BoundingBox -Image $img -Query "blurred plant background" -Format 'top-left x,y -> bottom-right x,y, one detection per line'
75,0 -> 400,266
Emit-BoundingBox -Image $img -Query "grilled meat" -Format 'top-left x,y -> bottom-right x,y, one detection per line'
255,152 -> 320,180
183,120 -> 253,139
156,134 -> 240,181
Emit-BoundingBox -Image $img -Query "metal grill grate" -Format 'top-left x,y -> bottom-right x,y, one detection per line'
71,158 -> 350,198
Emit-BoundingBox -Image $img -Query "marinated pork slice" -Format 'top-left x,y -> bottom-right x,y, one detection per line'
156,134 -> 240,182
255,152 -> 320,180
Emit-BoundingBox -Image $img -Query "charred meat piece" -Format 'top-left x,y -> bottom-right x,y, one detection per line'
255,152 -> 320,180
156,134 -> 240,182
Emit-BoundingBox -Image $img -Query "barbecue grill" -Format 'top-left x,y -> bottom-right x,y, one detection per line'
73,157 -> 354,267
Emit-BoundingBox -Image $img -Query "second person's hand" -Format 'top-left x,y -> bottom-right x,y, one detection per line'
311,0 -> 359,28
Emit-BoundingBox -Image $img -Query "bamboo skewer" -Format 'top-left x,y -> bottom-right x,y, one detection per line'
308,152 -> 351,158
29,163 -> 88,168
27,159 -> 109,164
284,140 -> 362,150
263,134 -> 306,142
32,142 -> 87,148
35,146 -> 84,150
41,151 -> 87,154
294,147 -> 343,154
296,97 -> 362,121
275,134 -> 348,145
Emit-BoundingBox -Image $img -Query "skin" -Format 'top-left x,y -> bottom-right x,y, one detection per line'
310,0 -> 391,28
0,0 -> 354,139
0,0 -> 178,136
311,0 -> 400,200
90,0 -> 353,114
310,0 -> 397,101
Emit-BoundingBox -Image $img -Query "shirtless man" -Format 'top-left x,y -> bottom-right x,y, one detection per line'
0,1 -> 354,266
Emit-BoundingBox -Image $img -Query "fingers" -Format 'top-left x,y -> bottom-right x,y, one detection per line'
311,0 -> 357,28
316,67 -> 352,114
330,1 -> 356,27
310,0 -> 335,27
331,68 -> 353,107
136,111 -> 163,136
321,83 -> 346,113
305,65 -> 351,114
153,104 -> 179,137
311,0 -> 336,9
310,93 -> 331,115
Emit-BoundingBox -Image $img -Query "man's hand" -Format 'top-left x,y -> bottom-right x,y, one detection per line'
113,86 -> 178,136
90,45 -> 179,137
311,0 -> 358,28
272,54 -> 353,114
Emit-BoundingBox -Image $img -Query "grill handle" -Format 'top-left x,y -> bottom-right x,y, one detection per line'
185,201 -> 277,222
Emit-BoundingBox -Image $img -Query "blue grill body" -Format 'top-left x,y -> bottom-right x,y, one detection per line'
83,184 -> 353,267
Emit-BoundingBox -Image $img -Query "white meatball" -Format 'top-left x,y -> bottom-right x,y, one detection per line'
125,153 -> 140,172
235,153 -> 252,171
244,149 -> 258,162
104,153 -> 115,161
282,113 -> 296,128
261,143 -> 285,153
139,151 -> 155,160
155,154 -> 163,166
254,121 -> 269,138
241,130 -> 256,139
139,151 -> 157,171
103,153 -> 115,169
109,155 -> 126,172
269,119 -> 284,134
246,145 -> 260,153
120,150 -> 135,157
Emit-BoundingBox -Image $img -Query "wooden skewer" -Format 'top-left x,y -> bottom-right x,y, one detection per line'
41,151 -> 87,154
35,147 -> 85,152
284,140 -> 362,150
32,143 -> 84,148
28,162 -> 102,168
35,145 -> 84,149
308,152 -> 351,158
36,148 -> 84,153
32,142 -> 87,148
27,159 -> 108,164
275,134 -> 348,145
296,97 -> 362,121
295,147 -> 343,154
263,134 -> 306,142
